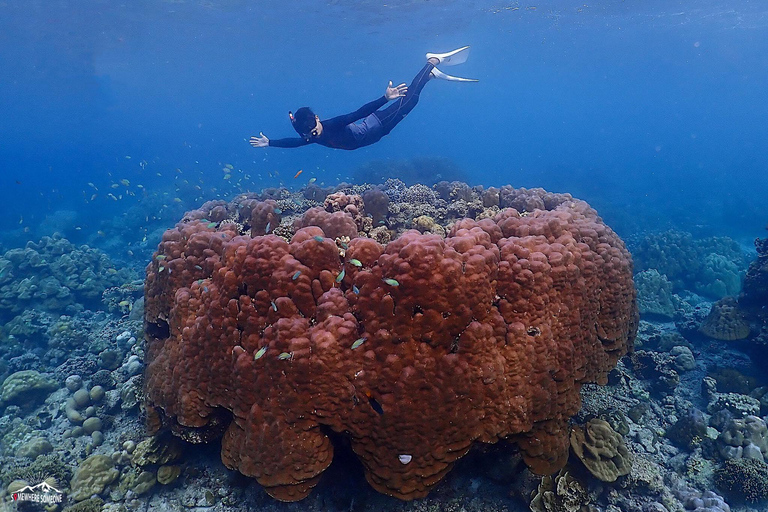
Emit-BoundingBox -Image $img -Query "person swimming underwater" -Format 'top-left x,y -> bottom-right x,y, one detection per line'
249,47 -> 477,151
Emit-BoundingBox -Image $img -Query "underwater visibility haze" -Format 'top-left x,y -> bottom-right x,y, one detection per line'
1,1 -> 768,511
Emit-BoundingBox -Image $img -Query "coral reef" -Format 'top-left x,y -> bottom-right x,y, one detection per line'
529,468 -> 591,512
143,187 -> 638,501
714,458 -> 768,503
351,157 -> 466,186
569,419 -> 632,483
0,235 -> 135,320
634,269 -> 677,320
740,235 -> 768,313
0,370 -> 57,409
628,230 -> 748,299
70,454 -> 119,502
738,234 -> 768,365
699,297 -> 750,341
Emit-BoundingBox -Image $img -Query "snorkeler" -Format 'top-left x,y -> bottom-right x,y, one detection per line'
249,47 -> 477,151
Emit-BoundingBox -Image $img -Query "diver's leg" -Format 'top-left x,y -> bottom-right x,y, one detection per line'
375,62 -> 435,135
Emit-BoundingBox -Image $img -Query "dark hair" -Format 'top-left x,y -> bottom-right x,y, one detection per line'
291,107 -> 316,136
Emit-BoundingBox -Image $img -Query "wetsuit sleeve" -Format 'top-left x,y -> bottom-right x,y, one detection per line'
325,96 -> 388,128
268,137 -> 311,148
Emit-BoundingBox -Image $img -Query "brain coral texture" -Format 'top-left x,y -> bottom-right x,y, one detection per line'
144,187 -> 638,501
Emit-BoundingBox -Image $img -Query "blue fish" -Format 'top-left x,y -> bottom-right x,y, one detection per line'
292,270 -> 302,280
353,285 -> 360,294
270,300 -> 277,311
368,395 -> 384,415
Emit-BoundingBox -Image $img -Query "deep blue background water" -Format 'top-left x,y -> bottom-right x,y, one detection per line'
2,0 -> 767,258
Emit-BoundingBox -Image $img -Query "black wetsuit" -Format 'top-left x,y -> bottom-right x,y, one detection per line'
268,63 -> 434,150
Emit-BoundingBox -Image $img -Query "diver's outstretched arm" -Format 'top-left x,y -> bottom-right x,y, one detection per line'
250,132 -> 269,148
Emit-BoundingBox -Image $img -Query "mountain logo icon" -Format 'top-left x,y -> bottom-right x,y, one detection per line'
15,481 -> 62,494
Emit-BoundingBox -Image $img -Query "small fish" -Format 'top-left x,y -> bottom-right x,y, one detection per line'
293,169 -> 303,179
353,285 -> 360,294
274,208 -> 282,214
203,286 -> 209,292
156,254 -> 166,260
196,279 -> 204,285
207,222 -> 217,228
278,352 -> 292,360
118,300 -> 130,307
383,278 -> 400,287
158,266 -> 165,272
111,183 -> 119,189
194,265 -> 203,270
399,454 -> 412,465
340,241 -> 349,250
308,177 -> 316,184
351,337 -> 366,350
108,193 -> 118,201
225,163 -> 234,169
292,270 -> 302,280
223,174 -> 231,180
265,222 -> 271,233
270,300 -> 277,311
120,179 -> 130,186
254,347 -> 267,360
367,392 -> 384,415
90,194 -> 97,201
348,259 -> 362,267
313,235 -> 324,242
336,268 -> 345,283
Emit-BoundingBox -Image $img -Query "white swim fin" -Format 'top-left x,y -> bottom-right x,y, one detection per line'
430,67 -> 479,83
426,46 -> 471,66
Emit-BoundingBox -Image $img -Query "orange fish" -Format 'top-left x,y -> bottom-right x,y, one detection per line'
293,169 -> 303,179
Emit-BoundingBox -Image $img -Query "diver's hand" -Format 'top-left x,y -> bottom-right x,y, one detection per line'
250,132 -> 269,148
385,81 -> 407,100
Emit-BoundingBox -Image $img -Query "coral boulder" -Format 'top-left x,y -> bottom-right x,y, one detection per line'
143,189 -> 638,501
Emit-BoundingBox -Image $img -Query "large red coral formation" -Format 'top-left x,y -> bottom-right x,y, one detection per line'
144,189 -> 638,502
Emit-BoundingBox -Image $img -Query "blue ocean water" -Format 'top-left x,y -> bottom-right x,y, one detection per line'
2,0 -> 767,258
